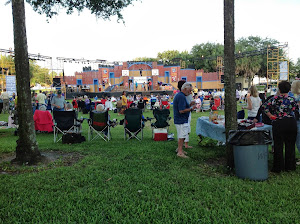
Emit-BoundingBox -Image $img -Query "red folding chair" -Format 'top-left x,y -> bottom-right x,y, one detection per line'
214,97 -> 221,109
160,100 -> 170,109
33,110 -> 53,133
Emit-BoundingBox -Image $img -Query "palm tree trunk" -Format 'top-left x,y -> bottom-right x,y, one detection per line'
11,0 -> 41,164
224,0 -> 237,169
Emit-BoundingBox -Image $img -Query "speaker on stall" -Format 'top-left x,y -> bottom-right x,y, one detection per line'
53,78 -> 61,87
220,75 -> 225,84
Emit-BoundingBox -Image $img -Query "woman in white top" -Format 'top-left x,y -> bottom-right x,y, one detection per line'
291,80 -> 300,154
243,85 -> 261,120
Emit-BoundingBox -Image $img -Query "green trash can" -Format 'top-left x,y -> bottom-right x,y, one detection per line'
229,130 -> 272,181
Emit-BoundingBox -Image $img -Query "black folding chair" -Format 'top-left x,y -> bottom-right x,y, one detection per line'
137,101 -> 145,111
151,108 -> 171,137
124,108 -> 144,141
237,110 -> 245,119
53,111 -> 81,143
88,111 -> 110,142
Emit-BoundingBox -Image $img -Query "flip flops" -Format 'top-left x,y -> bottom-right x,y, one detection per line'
177,153 -> 189,159
175,148 -> 187,154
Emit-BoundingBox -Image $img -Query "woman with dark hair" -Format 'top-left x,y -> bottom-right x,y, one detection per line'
262,81 -> 299,173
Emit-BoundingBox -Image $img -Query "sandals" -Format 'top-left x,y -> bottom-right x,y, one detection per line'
177,153 -> 189,158
175,148 -> 187,154
185,146 -> 193,149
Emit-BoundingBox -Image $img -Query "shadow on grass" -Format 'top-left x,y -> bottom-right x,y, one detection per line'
0,150 -> 84,175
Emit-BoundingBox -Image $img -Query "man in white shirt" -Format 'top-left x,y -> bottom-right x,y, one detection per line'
0,89 -> 10,113
36,90 -> 47,109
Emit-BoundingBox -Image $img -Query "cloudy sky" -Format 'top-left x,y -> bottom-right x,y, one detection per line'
0,0 -> 299,75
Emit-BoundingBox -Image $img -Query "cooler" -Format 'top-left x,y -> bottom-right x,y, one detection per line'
153,128 -> 168,141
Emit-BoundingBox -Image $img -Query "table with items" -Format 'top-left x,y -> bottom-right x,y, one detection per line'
196,116 -> 272,143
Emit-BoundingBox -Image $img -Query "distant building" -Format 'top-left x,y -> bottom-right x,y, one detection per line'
63,61 -> 224,92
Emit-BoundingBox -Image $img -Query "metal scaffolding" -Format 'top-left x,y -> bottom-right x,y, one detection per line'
267,43 -> 289,88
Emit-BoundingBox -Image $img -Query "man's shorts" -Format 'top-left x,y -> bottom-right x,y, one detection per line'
175,123 -> 189,139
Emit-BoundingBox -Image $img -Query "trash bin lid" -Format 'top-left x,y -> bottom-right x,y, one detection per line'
228,130 -> 272,146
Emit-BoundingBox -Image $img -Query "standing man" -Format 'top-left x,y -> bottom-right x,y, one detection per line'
51,90 -> 66,111
118,91 -> 127,115
173,82 -> 196,158
0,88 -> 10,113
150,94 -> 157,110
102,81 -> 105,91
36,90 -> 47,109
148,80 -> 152,91
193,86 -> 198,97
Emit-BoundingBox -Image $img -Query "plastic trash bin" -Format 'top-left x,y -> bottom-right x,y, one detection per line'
228,130 -> 272,181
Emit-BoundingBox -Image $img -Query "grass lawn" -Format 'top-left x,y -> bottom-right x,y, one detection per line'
0,106 -> 300,223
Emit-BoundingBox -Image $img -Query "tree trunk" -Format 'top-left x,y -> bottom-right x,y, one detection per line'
224,0 -> 237,169
11,0 -> 41,164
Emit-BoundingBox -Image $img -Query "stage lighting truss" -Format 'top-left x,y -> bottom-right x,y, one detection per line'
0,48 -> 52,61
56,57 -> 106,65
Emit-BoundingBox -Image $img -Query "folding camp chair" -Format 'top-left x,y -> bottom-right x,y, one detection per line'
137,101 -> 145,111
214,97 -> 221,109
237,110 -> 245,119
88,111 -> 110,141
53,110 -> 81,143
151,108 -> 171,129
34,110 -> 53,133
201,100 -> 211,112
151,108 -> 171,138
124,108 -> 144,141
160,100 -> 170,109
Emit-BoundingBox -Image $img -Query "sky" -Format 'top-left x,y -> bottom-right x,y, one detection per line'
1,0 -> 300,76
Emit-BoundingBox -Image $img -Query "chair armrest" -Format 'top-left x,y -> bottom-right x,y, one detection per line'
87,118 -> 92,124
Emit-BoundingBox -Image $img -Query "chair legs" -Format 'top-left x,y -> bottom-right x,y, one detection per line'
88,125 -> 110,142
124,128 -> 143,141
53,126 -> 79,143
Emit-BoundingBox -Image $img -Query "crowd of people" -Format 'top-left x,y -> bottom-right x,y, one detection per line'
2,79 -> 300,174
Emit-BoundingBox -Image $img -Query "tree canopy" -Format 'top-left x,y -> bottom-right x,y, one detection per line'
235,36 -> 279,85
289,58 -> 300,79
26,0 -> 137,20
135,36 -> 286,80
29,61 -> 51,86
157,50 -> 180,63
190,42 -> 224,71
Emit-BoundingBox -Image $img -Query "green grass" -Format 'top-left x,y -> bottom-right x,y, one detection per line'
0,105 -> 300,223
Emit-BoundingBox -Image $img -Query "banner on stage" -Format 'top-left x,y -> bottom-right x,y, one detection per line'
152,69 -> 159,76
134,77 -> 147,84
102,69 -> 108,83
171,67 -> 177,82
122,70 -> 129,76
5,75 -> 17,96
279,61 -> 288,80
